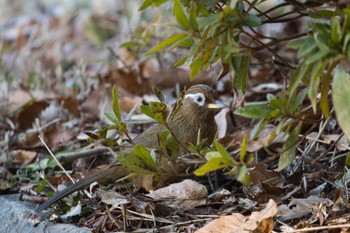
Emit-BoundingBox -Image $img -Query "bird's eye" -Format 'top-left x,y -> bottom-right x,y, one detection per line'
184,93 -> 206,106
193,93 -> 205,106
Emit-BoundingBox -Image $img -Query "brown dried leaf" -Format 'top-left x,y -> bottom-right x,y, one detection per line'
12,150 -> 37,167
277,196 -> 333,221
196,199 -> 278,233
16,100 -> 50,130
147,179 -> 208,209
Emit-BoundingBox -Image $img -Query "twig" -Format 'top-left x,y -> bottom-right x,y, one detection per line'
284,223 -> 350,232
57,147 -> 111,161
38,135 -> 75,183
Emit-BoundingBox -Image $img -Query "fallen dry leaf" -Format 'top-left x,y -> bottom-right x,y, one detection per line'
147,179 -> 208,209
277,196 -> 333,222
11,150 -> 37,167
196,199 -> 278,233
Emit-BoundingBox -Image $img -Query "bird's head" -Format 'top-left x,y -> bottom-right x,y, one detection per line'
183,84 -> 225,112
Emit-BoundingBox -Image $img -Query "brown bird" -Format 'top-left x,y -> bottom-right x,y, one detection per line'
37,84 -> 225,211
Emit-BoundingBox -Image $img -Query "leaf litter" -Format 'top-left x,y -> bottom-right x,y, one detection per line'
1,1 -> 350,233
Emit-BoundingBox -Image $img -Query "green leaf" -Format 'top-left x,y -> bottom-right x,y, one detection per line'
331,17 -> 341,43
194,152 -> 236,176
118,152 -> 155,175
189,5 -> 198,30
288,63 -> 309,97
308,61 -> 326,113
189,57 -> 203,80
152,102 -> 169,123
174,0 -> 190,29
242,15 -> 261,27
139,0 -> 167,10
234,104 -> 274,119
194,141 -> 237,176
288,88 -> 307,113
309,9 -> 338,19
141,105 -> 154,118
231,54 -> 249,95
145,33 -> 187,55
320,66 -> 333,118
296,37 -> 317,58
278,124 -> 301,171
139,0 -> 152,10
104,112 -> 120,125
250,118 -> 268,139
236,165 -> 251,185
305,50 -> 330,64
153,86 -> 165,103
333,66 -> 350,142
239,134 -> 248,162
173,54 -> 188,67
134,144 -> 157,169
198,13 -> 222,29
112,85 -> 121,122
267,94 -> 282,109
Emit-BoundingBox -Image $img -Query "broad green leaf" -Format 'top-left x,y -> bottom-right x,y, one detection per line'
331,17 -> 340,43
141,105 -> 154,118
215,141 -> 235,163
305,50 -> 330,64
242,15 -> 261,27
333,66 -> 350,141
194,141 -> 237,176
250,118 -> 268,139
145,33 -> 187,55
234,104 -> 274,119
288,37 -> 309,50
297,37 -> 317,58
153,86 -> 165,103
288,88 -> 307,113
278,123 -> 301,171
198,13 -> 222,29
314,31 -> 334,52
138,0 -> 153,10
139,0 -> 167,10
236,165 -> 251,185
118,152 -> 155,175
134,144 -> 157,169
194,151 -> 235,176
190,57 -> 203,80
112,85 -> 121,122
239,134 -> 248,162
104,112 -> 120,125
267,94 -> 282,109
309,9 -> 338,19
189,5 -> 198,30
120,41 -> 142,48
288,63 -> 309,97
174,0 -> 190,29
231,55 -> 249,95
173,54 -> 188,67
342,33 -> 350,53
320,67 -> 333,117
150,102 -> 169,123
308,61 -> 326,112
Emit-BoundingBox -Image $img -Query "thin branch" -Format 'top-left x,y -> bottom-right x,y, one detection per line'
257,2 -> 291,17
241,31 -> 295,69
262,12 -> 307,24
253,32 -> 308,51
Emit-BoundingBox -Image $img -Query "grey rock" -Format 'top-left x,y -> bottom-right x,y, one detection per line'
0,194 -> 91,233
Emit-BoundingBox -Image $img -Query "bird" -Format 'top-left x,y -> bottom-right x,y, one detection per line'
37,84 -> 225,211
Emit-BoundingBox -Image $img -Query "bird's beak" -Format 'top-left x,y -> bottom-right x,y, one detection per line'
207,100 -> 226,109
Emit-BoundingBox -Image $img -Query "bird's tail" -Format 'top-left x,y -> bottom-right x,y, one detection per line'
37,165 -> 122,212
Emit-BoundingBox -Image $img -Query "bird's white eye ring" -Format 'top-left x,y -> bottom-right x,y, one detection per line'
185,93 -> 206,106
